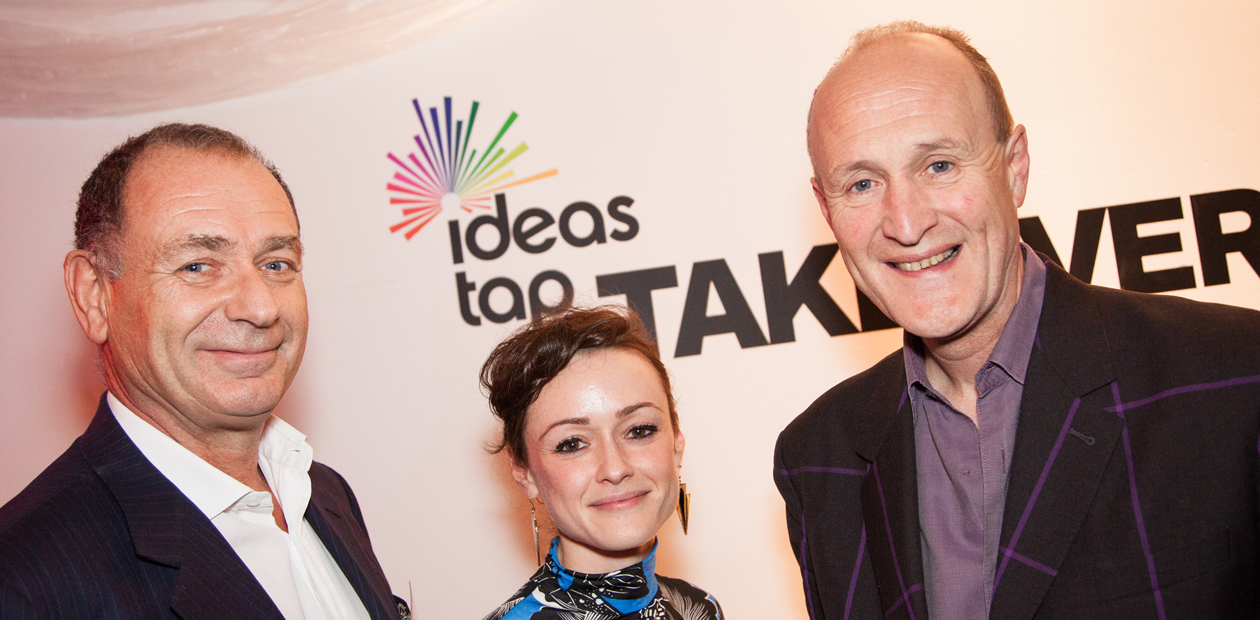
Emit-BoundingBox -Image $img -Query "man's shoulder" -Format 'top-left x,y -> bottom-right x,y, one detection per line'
0,433 -> 134,586
1053,270 -> 1260,360
1075,273 -> 1258,322
777,348 -> 904,454
308,461 -> 369,527
0,435 -> 110,536
309,461 -> 355,501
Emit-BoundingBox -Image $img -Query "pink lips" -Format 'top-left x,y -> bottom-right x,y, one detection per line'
590,490 -> 648,511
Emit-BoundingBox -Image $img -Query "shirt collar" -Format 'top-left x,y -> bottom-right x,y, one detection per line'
107,393 -> 313,521
904,243 -> 1048,390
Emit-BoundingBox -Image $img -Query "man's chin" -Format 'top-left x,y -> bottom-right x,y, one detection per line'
887,308 -> 972,342
191,381 -> 288,421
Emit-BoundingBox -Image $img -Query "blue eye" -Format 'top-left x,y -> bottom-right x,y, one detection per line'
264,261 -> 290,271
182,263 -> 206,273
929,161 -> 952,173
851,179 -> 873,192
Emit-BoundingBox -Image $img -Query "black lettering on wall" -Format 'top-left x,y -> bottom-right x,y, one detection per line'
449,220 -> 465,265
559,201 -> 607,247
596,266 -> 679,343
674,260 -> 769,357
528,270 -> 575,318
1017,209 -> 1107,283
513,208 -> 557,254
1191,189 -> 1260,286
856,289 -> 898,332
478,277 -> 526,323
455,272 -> 480,326
1067,207 -> 1107,284
607,196 -> 639,242
758,244 -> 858,344
466,194 -> 511,261
1107,198 -> 1196,293
1017,217 -> 1063,266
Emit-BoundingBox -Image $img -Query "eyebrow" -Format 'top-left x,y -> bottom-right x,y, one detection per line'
156,233 -> 232,262
264,235 -> 303,257
914,138 -> 966,154
539,401 -> 661,437
829,139 -> 969,181
156,233 -> 302,263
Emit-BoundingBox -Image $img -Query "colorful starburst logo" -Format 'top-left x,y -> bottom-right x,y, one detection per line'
387,97 -> 558,240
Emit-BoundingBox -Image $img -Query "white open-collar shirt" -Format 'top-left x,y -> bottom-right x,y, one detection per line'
108,393 -> 371,620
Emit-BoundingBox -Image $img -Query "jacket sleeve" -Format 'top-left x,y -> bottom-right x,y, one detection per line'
774,432 -> 826,619
0,583 -> 44,620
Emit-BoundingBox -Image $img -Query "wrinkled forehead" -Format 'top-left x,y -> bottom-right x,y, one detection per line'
120,146 -> 296,241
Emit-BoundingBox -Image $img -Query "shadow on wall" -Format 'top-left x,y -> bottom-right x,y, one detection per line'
487,450 -> 551,576
272,369 -> 313,434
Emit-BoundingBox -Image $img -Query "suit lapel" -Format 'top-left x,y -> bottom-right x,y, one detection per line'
855,362 -> 930,620
307,477 -> 398,620
79,397 -> 283,620
989,264 -> 1123,620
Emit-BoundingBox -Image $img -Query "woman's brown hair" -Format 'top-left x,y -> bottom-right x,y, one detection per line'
481,305 -> 677,466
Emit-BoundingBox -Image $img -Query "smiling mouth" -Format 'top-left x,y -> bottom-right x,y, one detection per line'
206,348 -> 277,357
591,491 -> 648,510
891,246 -> 959,272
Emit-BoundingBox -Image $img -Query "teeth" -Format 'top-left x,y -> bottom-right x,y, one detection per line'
894,247 -> 957,272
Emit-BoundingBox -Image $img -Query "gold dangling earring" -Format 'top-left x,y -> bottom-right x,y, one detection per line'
677,472 -> 690,535
529,498 -> 541,566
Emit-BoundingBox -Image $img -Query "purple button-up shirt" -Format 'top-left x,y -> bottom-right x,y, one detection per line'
904,244 -> 1047,620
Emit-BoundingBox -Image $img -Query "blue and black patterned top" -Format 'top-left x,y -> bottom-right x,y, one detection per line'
482,538 -> 723,620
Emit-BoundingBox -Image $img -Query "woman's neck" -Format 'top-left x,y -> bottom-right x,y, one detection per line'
555,536 -> 655,574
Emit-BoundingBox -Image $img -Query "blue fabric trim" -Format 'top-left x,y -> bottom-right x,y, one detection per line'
549,536 -> 660,614
607,543 -> 657,613
498,593 -> 543,620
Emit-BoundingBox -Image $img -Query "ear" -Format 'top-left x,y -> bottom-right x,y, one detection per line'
812,177 -> 834,225
1006,124 -> 1030,209
510,458 -> 540,501
673,427 -> 686,466
64,250 -> 111,345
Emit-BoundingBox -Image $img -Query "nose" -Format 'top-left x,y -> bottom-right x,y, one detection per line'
596,442 -> 633,485
880,182 -> 938,246
223,266 -> 281,328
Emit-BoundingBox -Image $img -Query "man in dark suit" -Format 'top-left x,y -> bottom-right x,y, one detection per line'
0,123 -> 407,619
774,21 -> 1260,619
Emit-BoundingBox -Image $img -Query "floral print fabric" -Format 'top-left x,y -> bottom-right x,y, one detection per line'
483,538 -> 723,620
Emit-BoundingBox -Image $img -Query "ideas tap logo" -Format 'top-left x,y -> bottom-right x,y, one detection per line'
385,95 -> 642,329
387,97 -> 558,239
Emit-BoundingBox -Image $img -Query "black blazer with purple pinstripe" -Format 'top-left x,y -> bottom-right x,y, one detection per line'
774,261 -> 1260,619
0,395 -> 403,620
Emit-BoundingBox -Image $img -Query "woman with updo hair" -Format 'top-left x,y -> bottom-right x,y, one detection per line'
480,305 -> 723,620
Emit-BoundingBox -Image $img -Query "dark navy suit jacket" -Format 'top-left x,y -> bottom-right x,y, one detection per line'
0,395 -> 403,620
774,261 -> 1260,619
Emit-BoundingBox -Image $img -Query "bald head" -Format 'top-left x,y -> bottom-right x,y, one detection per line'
807,22 -> 1013,175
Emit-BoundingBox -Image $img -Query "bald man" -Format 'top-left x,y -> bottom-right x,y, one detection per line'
774,21 -> 1260,620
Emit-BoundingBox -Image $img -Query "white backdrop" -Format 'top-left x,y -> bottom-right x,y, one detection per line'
2,1 -> 1260,618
